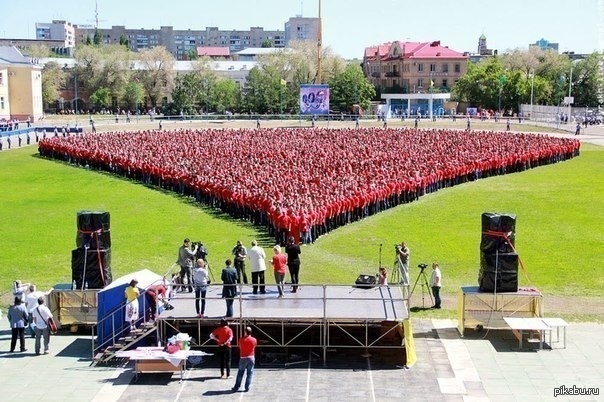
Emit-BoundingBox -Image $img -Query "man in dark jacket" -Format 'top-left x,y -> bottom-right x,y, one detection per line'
221,259 -> 238,317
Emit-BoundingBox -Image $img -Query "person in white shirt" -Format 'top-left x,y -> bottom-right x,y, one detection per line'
430,262 -> 442,309
247,240 -> 267,295
32,297 -> 54,355
25,285 -> 45,337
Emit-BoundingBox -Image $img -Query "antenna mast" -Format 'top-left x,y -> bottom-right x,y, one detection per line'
317,0 -> 322,84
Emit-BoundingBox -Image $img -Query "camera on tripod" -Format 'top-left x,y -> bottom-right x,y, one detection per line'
418,263 -> 428,270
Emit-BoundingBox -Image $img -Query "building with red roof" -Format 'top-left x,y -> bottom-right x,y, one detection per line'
363,40 -> 468,94
196,46 -> 231,60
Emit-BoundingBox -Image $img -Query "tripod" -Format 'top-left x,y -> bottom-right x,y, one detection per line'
392,254 -> 410,286
410,267 -> 434,308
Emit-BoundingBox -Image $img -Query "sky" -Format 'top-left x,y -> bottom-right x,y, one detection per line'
0,0 -> 601,59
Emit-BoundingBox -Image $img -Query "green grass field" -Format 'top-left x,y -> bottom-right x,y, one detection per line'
1,131 -> 602,316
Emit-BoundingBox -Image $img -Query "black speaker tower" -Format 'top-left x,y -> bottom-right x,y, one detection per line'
71,210 -> 112,289
478,212 -> 518,292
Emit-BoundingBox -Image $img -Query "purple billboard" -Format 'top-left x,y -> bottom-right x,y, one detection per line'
299,84 -> 330,115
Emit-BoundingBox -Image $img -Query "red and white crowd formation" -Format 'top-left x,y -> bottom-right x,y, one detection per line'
39,127 -> 579,244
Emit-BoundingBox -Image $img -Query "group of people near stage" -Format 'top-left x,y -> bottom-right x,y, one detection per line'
7,281 -> 54,355
38,127 -> 580,245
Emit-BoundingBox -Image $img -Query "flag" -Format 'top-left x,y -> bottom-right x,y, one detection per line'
280,79 -> 287,86
430,80 -> 434,88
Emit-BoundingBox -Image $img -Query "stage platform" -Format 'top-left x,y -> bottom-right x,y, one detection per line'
154,283 -> 410,365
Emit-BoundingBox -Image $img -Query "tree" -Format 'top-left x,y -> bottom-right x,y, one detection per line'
89,87 -> 111,111
122,81 -> 145,112
212,79 -> 240,113
137,46 -> 176,108
568,53 -> 604,107
93,30 -> 102,46
23,44 -> 52,58
328,62 -> 375,113
261,39 -> 273,48
41,61 -> 66,108
186,49 -> 198,61
119,34 -> 129,48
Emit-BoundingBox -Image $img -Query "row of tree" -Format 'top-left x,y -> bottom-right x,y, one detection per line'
452,48 -> 603,111
39,41 -> 602,116
41,41 -> 376,115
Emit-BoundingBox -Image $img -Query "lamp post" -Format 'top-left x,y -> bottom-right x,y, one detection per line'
498,75 -> 505,115
74,71 -> 78,125
567,64 -> 573,125
205,77 -> 209,117
529,69 -> 534,121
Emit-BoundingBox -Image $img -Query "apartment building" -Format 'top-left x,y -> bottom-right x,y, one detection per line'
363,40 -> 468,94
72,16 -> 318,60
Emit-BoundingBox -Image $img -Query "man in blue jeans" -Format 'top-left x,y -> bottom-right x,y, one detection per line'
232,327 -> 257,392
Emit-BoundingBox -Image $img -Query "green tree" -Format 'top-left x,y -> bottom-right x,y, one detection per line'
41,61 -> 66,108
85,35 -> 92,46
93,30 -> 101,46
212,79 -> 240,113
170,72 -> 205,114
89,87 -> 111,110
119,34 -> 129,47
569,53 -> 604,107
186,49 -> 198,61
122,81 -> 145,112
328,62 -> 375,113
261,39 -> 273,48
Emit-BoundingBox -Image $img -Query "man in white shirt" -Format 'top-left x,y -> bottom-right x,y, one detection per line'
25,285 -> 45,337
32,297 -> 54,355
247,240 -> 267,295
430,262 -> 442,309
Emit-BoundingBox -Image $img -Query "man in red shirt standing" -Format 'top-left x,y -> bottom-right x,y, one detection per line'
210,319 -> 233,379
232,327 -> 257,393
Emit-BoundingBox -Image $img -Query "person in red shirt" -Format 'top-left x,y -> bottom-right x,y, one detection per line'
231,326 -> 257,393
209,318 -> 233,379
270,245 -> 287,298
145,284 -> 167,320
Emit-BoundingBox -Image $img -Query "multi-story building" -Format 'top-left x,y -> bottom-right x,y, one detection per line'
364,40 -> 467,94
0,46 -> 43,121
364,40 -> 468,117
72,16 -> 317,60
284,16 -> 320,43
529,38 -> 559,53
35,20 -> 76,55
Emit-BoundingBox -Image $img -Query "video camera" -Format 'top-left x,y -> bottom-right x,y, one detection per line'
418,263 -> 428,270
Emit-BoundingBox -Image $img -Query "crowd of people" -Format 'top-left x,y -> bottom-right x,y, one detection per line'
38,127 -> 580,244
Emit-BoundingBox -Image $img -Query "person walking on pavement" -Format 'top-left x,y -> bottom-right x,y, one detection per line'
232,326 -> 257,393
33,297 -> 54,355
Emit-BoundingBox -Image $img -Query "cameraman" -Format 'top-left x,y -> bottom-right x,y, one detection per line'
231,240 -> 248,284
395,242 -> 410,284
176,238 -> 198,293
430,262 -> 442,309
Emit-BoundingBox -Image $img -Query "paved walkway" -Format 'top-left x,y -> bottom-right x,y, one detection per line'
1,316 -> 602,401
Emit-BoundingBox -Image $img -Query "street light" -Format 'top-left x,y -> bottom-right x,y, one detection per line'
529,69 -> 535,121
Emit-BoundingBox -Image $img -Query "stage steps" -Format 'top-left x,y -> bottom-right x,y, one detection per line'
93,321 -> 157,364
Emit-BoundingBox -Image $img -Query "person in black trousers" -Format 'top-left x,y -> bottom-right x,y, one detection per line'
285,236 -> 301,293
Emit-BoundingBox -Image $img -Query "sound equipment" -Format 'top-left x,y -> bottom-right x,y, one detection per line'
479,213 -> 519,293
354,274 -> 376,289
71,248 -> 112,289
76,211 -> 111,249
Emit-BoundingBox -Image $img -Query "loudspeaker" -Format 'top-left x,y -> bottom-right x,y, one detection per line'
480,232 -> 515,253
71,248 -> 112,289
76,230 -> 111,249
481,212 -> 516,234
76,211 -> 111,249
478,252 -> 519,292
355,274 -> 376,289
77,210 -> 110,232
